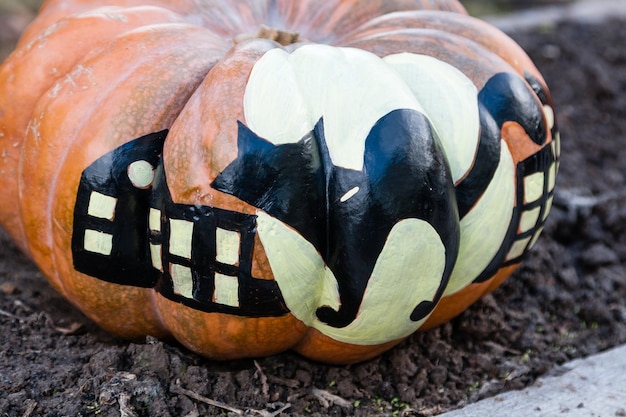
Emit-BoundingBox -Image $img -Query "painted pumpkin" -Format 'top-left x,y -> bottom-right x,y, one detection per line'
0,0 -> 559,364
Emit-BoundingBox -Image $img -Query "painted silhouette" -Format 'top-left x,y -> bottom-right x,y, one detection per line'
212,109 -> 460,328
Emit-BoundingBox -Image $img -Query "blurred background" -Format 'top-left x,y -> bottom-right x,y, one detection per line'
0,0 -> 41,59
0,0 -> 577,60
463,0 -> 574,15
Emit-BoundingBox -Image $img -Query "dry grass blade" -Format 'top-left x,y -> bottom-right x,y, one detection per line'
20,400 -> 37,417
170,384 -> 245,415
171,383 -> 291,416
254,360 -> 270,396
0,308 -> 18,319
268,375 -> 300,388
251,403 -> 291,417
118,393 -> 138,417
311,388 -> 353,409
44,313 -> 84,335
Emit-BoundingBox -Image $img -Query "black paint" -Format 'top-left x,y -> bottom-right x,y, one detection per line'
455,101 -> 502,218
479,72 -> 547,146
72,131 -> 166,288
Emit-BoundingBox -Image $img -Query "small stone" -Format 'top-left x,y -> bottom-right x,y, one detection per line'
0,282 -> 18,295
580,243 -> 619,268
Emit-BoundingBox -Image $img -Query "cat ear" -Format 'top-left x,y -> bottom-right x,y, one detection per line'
312,117 -> 331,172
211,122 -> 275,200
235,120 -> 276,156
211,122 -> 327,254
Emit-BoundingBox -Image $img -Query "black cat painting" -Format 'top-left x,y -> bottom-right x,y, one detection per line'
211,108 -> 461,329
211,71 -> 553,330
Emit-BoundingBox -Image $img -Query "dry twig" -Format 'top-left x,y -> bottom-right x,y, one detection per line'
171,383 -> 291,417
252,403 -> 291,417
44,314 -> 84,335
119,393 -> 138,417
254,360 -> 270,397
0,308 -> 18,319
21,400 -> 37,417
311,388 -> 353,409
170,384 -> 245,415
268,375 -> 300,389
13,299 -> 32,312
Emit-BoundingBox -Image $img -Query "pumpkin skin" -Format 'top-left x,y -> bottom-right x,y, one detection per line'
0,0 -> 559,364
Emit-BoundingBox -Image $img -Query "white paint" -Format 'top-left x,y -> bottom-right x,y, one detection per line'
529,227 -> 544,250
169,218 -> 193,259
519,206 -> 542,233
215,228 -> 240,265
543,104 -> 555,130
444,145 -> 516,296
256,212 -> 446,345
506,236 -> 532,261
256,211 -> 336,322
243,44 -> 425,171
213,273 -> 240,307
317,266 -> 342,314
84,229 -> 113,256
554,131 -> 562,158
340,187 -> 360,203
543,196 -> 554,222
383,53 -> 480,183
150,243 -> 162,271
149,208 -> 161,232
87,191 -> 117,221
127,160 -> 155,189
170,263 -> 193,299
548,162 -> 558,192
524,172 -> 546,203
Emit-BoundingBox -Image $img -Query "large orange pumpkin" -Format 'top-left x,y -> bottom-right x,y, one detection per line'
0,0 -> 559,364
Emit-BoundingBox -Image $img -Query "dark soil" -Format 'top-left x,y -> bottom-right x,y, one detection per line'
2,8 -> 626,417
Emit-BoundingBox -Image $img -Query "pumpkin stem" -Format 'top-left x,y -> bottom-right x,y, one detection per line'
235,25 -> 301,46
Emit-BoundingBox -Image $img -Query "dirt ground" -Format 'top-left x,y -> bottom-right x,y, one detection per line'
1,4 -> 626,417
